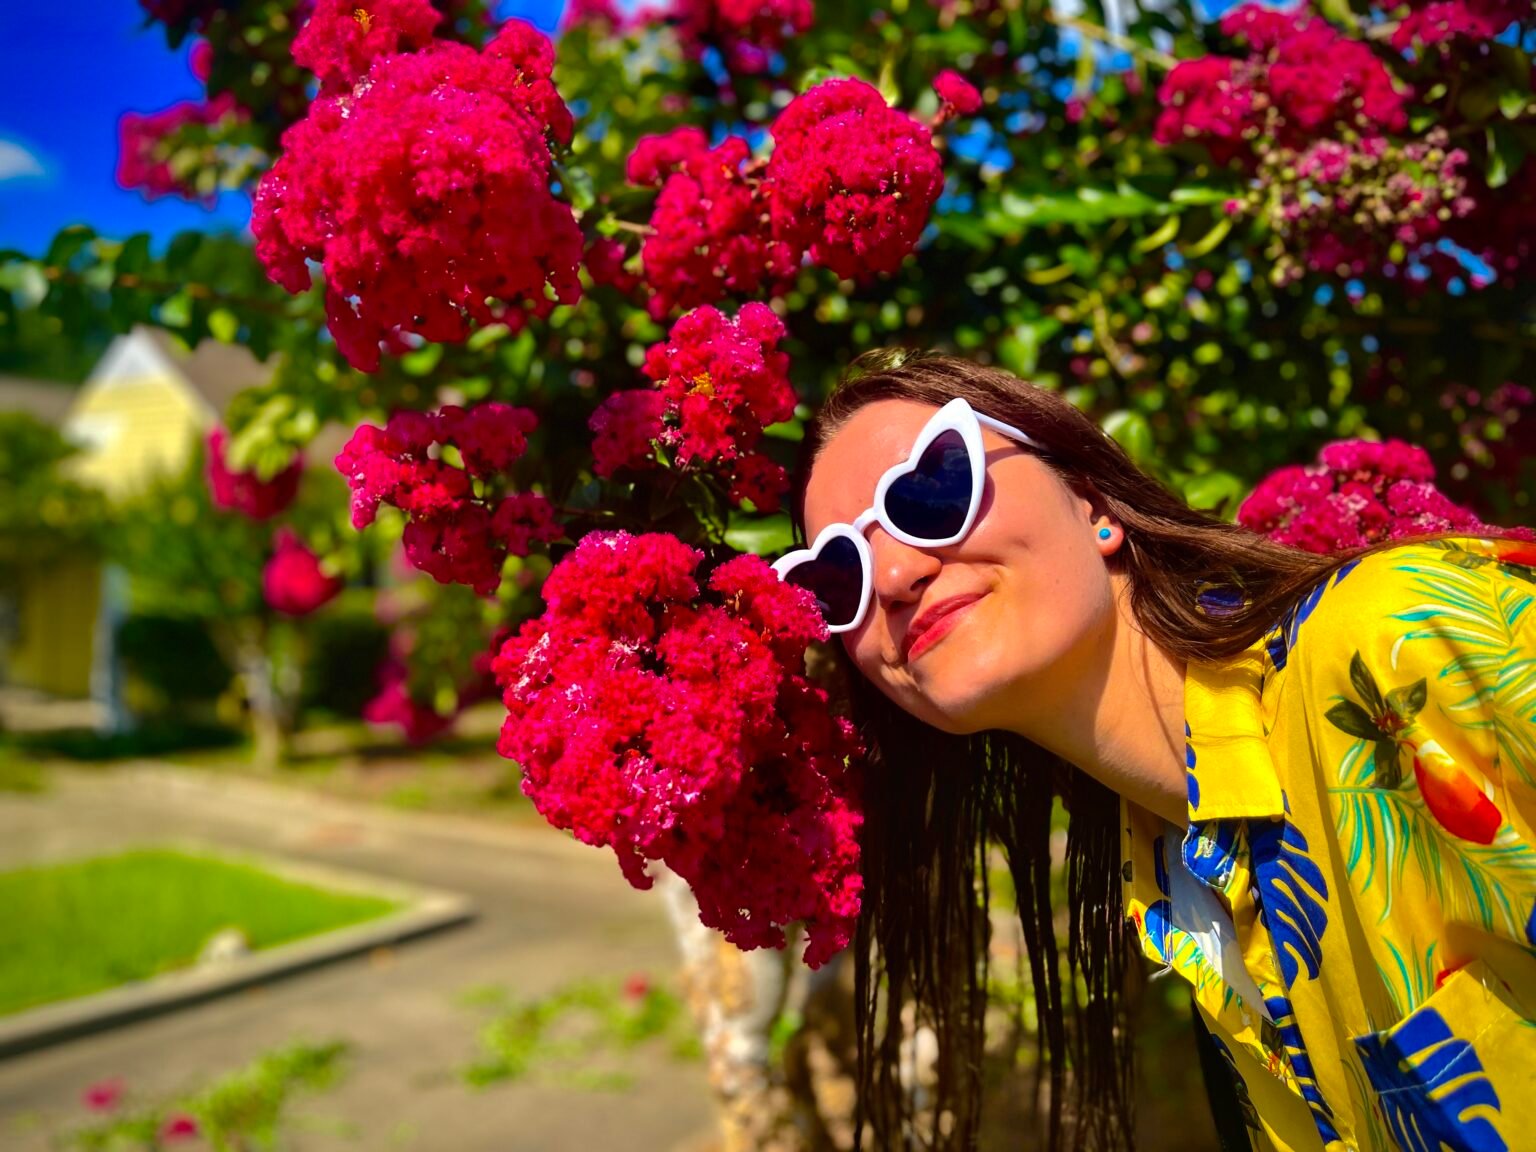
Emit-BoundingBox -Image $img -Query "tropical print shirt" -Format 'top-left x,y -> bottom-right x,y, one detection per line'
1123,534 -> 1536,1151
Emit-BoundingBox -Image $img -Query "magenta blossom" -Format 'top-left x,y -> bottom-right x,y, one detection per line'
205,428 -> 302,521
262,530 -> 343,617
253,20 -> 581,371
1239,437 -> 1534,552
493,532 -> 864,968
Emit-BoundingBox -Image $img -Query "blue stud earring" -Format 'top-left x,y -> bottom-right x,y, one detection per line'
1097,527 -> 1113,540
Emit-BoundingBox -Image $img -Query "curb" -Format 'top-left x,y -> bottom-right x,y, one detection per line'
0,844 -> 477,1061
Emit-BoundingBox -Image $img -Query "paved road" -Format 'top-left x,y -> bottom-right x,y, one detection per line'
0,765 -> 718,1151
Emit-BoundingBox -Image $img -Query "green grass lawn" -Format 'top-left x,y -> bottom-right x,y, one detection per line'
0,848 -> 400,1017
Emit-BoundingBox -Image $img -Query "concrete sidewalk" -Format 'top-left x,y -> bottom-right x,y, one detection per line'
0,764 -> 718,1151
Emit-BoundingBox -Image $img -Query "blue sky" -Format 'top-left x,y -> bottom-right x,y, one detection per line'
0,1 -> 563,257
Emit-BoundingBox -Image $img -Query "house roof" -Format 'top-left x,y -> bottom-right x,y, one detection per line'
0,376 -> 78,425
138,325 -> 273,416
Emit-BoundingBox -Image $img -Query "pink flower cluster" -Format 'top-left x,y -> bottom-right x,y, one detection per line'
334,403 -> 563,594
1241,128 -> 1474,284
560,0 -> 628,29
252,18 -> 582,371
767,78 -> 945,281
1439,381 -> 1536,492
1238,438 -> 1534,552
589,389 -> 668,478
138,0 -> 223,30
81,1077 -> 198,1143
591,303 -> 796,510
1446,162 -> 1536,285
670,0 -> 815,74
263,529 -> 343,617
492,531 -> 864,967
627,128 -> 797,318
1155,5 -> 1407,166
933,70 -> 983,119
116,93 -> 244,202
618,80 -> 943,312
584,237 -> 640,294
205,428 -> 302,520
1392,0 -> 1527,52
364,657 -> 458,744
292,0 -> 443,95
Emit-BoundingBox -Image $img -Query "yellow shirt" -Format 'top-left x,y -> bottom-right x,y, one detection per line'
1123,535 -> 1536,1151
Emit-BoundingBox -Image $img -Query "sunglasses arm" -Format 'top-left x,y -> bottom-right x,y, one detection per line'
973,410 -> 1045,452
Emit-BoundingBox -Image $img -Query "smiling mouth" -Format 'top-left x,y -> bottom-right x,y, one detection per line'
904,596 -> 985,663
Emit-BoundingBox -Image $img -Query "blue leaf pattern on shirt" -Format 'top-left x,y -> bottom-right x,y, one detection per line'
1251,813 -> 1331,985
1185,719 -> 1200,812
1354,1006 -> 1508,1152
1184,818 -> 1241,889
1265,556 -> 1364,671
1267,995 -> 1342,1146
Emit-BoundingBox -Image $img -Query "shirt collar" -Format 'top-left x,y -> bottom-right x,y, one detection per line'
1183,635 -> 1287,823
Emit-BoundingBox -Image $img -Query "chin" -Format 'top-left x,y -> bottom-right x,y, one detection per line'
909,638 -> 1031,735
907,663 -> 1007,734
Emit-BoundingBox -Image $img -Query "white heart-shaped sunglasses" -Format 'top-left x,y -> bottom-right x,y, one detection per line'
773,397 -> 1045,633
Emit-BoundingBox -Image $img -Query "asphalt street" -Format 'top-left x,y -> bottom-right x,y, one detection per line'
0,764 -> 717,1151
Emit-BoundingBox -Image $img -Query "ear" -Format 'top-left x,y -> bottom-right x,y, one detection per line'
1070,482 -> 1124,556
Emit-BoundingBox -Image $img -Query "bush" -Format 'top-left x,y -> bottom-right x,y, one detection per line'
117,613 -> 234,711
300,595 -> 391,719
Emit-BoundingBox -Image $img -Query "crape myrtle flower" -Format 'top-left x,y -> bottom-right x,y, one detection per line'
492,531 -> 864,968
253,18 -> 581,371
335,403 -> 563,594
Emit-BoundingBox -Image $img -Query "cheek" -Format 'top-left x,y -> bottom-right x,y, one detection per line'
843,627 -> 885,682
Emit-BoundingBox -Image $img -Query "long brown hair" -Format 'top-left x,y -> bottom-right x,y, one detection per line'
788,352 -> 1396,1150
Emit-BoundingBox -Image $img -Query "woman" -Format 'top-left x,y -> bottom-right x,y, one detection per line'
777,351 -> 1536,1151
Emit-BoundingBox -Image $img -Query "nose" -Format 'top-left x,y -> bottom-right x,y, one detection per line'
866,524 -> 942,617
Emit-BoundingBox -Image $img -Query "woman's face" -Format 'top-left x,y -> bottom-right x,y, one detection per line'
802,398 -> 1123,736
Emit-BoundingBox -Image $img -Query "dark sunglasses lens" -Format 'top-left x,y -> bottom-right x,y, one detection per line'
885,429 -> 973,541
782,535 -> 864,628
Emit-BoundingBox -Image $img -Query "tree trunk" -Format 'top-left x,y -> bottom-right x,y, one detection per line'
656,866 -> 816,1152
234,618 -> 289,771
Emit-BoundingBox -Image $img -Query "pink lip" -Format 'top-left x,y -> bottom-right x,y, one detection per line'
904,594 -> 985,663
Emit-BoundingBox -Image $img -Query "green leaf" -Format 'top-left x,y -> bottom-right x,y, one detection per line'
1183,217 -> 1232,259
1326,699 -> 1381,741
1349,651 -> 1387,716
1313,0 -> 1358,30
45,226 -> 95,269
1181,471 -> 1244,513
1488,131 -> 1510,189
115,233 -> 153,278
164,231 -> 204,273
1500,88 -> 1529,120
1101,410 -> 1153,464
762,418 -> 804,443
401,343 -> 444,377
997,318 -> 1060,379
1486,124 -> 1527,190
994,184 -> 1165,229
562,165 -> 597,215
208,308 -> 240,344
158,291 -> 193,329
723,513 -> 795,558
1460,80 -> 1502,123
935,214 -> 992,250
1134,215 -> 1181,254
1169,186 -> 1236,207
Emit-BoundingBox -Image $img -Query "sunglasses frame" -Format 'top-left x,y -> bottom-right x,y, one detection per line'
772,397 -> 1045,634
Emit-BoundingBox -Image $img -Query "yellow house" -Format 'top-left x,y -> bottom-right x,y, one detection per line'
1,326 -> 270,708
